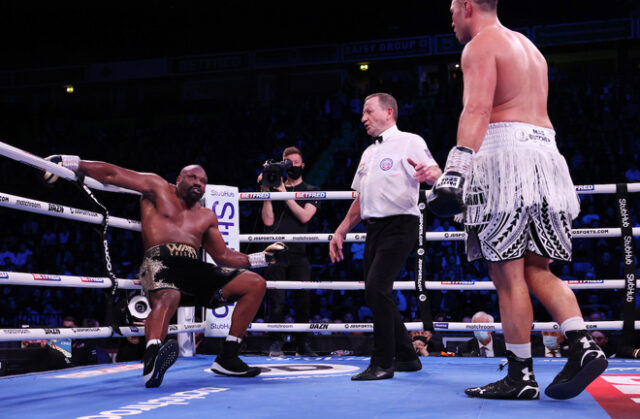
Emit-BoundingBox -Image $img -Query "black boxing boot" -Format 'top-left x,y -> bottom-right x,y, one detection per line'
143,339 -> 179,388
211,339 -> 261,377
545,330 -> 607,400
465,351 -> 539,400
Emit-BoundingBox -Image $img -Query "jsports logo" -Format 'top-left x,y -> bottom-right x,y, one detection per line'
295,192 -> 326,199
434,322 -> 449,330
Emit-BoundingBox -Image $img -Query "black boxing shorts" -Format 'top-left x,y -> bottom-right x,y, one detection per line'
465,199 -> 573,263
139,243 -> 244,308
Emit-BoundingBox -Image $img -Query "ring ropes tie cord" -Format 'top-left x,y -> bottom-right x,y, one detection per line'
74,175 -> 126,336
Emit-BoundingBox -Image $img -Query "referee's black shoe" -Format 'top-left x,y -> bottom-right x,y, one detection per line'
143,339 -> 179,388
395,357 -> 422,372
351,364 -> 394,381
545,330 -> 607,400
465,351 -> 539,400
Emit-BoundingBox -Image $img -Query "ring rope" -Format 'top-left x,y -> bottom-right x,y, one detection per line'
0,323 -> 205,342
0,191 -> 141,231
1,271 -> 635,291
4,320 -> 638,342
0,192 -> 635,240
0,140 -> 139,195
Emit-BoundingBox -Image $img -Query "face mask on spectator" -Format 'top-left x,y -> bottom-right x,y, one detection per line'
543,336 -> 559,350
474,331 -> 489,342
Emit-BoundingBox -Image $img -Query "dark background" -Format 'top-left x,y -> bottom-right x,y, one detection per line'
1,1 -> 637,68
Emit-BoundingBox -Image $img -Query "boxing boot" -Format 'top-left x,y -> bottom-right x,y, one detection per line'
211,340 -> 261,377
143,339 -> 179,388
465,351 -> 540,400
545,330 -> 607,400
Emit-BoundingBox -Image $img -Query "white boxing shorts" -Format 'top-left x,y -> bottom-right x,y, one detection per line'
464,122 -> 580,262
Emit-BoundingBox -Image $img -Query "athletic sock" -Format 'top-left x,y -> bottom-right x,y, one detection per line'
560,317 -> 586,335
226,335 -> 242,344
147,339 -> 161,348
506,342 -> 531,359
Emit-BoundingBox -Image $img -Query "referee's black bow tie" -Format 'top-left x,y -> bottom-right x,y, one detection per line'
372,135 -> 383,143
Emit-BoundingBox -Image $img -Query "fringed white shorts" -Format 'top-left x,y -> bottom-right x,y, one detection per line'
465,198 -> 573,262
464,122 -> 579,262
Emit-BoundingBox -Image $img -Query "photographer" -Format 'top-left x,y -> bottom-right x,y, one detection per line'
259,146 -> 319,357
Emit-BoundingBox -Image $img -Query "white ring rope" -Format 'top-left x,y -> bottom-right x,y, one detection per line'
0,191 -> 636,241
244,320 -> 640,333
3,320 -> 638,342
0,140 -> 139,195
0,323 -> 205,341
1,271 -> 635,291
0,271 -> 140,289
0,192 -> 142,231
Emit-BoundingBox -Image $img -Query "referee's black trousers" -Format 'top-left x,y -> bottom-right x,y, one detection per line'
364,214 -> 419,368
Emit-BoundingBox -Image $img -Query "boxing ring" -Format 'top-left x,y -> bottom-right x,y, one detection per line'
1,141 -> 640,418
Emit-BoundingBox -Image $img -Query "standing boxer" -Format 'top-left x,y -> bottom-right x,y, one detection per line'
429,0 -> 607,399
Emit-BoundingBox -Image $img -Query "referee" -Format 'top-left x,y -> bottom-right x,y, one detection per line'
329,93 -> 441,380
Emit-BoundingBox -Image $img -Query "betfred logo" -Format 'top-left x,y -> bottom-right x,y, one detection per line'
33,274 -> 61,281
239,192 -> 270,199
576,185 -> 595,191
80,277 -> 105,283
295,192 -> 326,199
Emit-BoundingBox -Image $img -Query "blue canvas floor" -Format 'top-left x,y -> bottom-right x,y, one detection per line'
1,356 -> 639,418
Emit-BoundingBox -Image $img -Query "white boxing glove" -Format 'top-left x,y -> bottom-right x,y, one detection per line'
248,242 -> 287,268
43,155 -> 80,184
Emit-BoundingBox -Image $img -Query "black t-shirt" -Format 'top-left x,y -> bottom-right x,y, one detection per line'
265,181 -> 320,254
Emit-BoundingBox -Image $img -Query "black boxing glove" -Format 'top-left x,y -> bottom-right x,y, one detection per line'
43,155 -> 80,184
427,146 -> 474,218
248,242 -> 287,268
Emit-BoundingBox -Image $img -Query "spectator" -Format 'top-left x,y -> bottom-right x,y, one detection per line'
533,330 -> 568,358
459,312 -> 506,357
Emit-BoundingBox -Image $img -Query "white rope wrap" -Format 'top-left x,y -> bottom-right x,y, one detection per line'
248,252 -> 268,268
0,140 -> 139,194
0,323 -> 204,341
1,271 -> 635,291
60,155 -> 80,171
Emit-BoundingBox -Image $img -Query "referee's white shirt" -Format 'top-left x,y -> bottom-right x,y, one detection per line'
351,125 -> 438,219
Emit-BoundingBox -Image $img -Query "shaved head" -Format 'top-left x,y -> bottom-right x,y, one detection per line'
180,164 -> 206,177
454,0 -> 498,11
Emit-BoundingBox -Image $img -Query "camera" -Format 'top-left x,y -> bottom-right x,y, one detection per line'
261,159 -> 293,188
128,295 -> 151,320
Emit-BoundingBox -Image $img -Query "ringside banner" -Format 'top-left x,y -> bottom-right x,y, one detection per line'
204,185 -> 239,337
